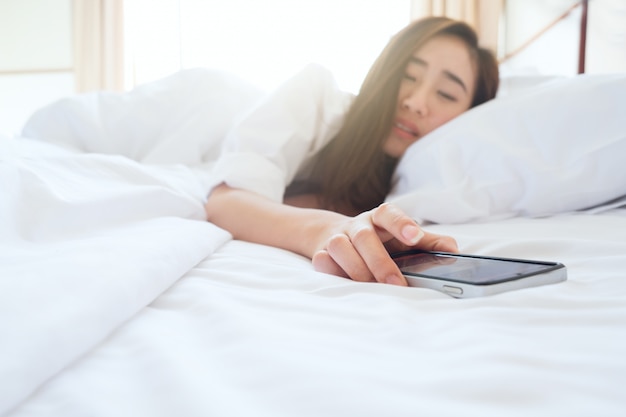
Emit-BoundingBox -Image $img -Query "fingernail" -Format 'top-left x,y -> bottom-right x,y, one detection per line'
402,225 -> 424,245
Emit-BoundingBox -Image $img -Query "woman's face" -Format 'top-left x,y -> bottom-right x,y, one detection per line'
383,35 -> 476,158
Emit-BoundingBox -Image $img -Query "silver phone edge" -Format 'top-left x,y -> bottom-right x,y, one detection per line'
404,266 -> 567,298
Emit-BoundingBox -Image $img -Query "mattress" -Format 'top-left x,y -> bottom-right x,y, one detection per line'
2,68 -> 626,417
5,208 -> 626,417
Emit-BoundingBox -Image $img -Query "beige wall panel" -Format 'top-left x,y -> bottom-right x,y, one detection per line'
0,0 -> 72,71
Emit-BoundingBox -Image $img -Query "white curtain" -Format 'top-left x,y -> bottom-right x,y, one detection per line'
72,0 -> 124,92
410,0 -> 503,54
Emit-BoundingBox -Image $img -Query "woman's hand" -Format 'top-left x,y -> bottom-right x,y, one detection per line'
207,186 -> 456,287
311,203 -> 458,286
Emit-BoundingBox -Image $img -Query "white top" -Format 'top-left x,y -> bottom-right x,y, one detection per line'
20,63 -> 354,204
211,64 -> 355,203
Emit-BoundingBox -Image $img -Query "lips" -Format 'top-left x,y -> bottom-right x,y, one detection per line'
392,119 -> 420,140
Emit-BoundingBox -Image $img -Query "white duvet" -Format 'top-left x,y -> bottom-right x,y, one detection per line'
3,135 -> 626,417
0,137 -> 231,414
2,68 -> 626,416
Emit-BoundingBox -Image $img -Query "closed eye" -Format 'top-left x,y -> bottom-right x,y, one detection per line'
438,91 -> 457,102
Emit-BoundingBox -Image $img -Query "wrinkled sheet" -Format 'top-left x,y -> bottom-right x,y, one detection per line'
6,200 -> 626,416
3,66 -> 626,415
0,137 -> 231,415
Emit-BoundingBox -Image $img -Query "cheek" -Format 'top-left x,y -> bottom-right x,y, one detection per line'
429,105 -> 469,131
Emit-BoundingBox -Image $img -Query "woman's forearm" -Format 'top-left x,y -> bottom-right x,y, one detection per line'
205,184 -> 458,285
205,184 -> 346,259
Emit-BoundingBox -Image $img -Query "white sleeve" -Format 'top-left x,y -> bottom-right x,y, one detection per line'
210,64 -> 354,202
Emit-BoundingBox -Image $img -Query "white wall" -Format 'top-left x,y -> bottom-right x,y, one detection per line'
501,0 -> 626,77
0,0 -> 74,136
587,0 -> 626,73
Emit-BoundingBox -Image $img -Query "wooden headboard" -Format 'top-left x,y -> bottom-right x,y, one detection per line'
578,0 -> 589,73
500,0 -> 589,74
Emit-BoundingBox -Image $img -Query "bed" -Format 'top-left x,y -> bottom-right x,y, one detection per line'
3,52 -> 626,417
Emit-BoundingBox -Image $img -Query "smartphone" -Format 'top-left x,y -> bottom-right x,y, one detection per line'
391,250 -> 567,298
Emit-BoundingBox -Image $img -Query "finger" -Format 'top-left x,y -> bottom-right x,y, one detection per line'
416,232 -> 459,253
347,225 -> 408,286
325,234 -> 375,282
312,250 -> 349,278
370,203 -> 424,246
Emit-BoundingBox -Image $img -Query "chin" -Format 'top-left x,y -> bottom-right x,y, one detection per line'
384,142 -> 410,159
383,147 -> 405,159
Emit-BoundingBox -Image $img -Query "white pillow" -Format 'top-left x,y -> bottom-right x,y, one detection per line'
387,74 -> 626,224
496,74 -> 565,98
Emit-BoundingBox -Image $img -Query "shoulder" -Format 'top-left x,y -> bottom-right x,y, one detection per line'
289,63 -> 338,85
272,65 -> 355,130
276,64 -> 354,104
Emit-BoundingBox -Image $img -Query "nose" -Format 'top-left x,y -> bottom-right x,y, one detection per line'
402,86 -> 429,116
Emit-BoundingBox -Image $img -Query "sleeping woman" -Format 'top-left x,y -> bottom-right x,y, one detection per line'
205,16 -> 499,286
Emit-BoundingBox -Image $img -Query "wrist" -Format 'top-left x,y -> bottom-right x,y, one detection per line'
299,209 -> 348,259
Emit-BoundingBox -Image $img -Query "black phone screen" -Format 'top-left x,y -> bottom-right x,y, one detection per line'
394,252 -> 555,285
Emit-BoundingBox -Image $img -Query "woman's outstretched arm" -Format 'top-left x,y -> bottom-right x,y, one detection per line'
205,184 -> 458,286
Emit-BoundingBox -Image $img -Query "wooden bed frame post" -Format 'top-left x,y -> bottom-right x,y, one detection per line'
500,1 -> 590,75
578,0 -> 589,74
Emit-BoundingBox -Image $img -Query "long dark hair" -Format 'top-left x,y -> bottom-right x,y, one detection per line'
286,17 -> 499,215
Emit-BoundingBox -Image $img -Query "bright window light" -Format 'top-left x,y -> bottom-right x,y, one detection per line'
124,0 -> 411,92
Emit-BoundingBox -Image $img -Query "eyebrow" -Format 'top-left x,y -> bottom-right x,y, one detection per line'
409,56 -> 468,93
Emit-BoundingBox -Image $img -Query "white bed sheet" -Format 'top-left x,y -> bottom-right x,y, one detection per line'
6,208 -> 626,417
4,69 -> 626,417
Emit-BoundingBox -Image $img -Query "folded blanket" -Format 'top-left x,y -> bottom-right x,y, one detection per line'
0,137 -> 231,414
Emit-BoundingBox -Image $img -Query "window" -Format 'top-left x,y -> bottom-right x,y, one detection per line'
123,0 -> 411,92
